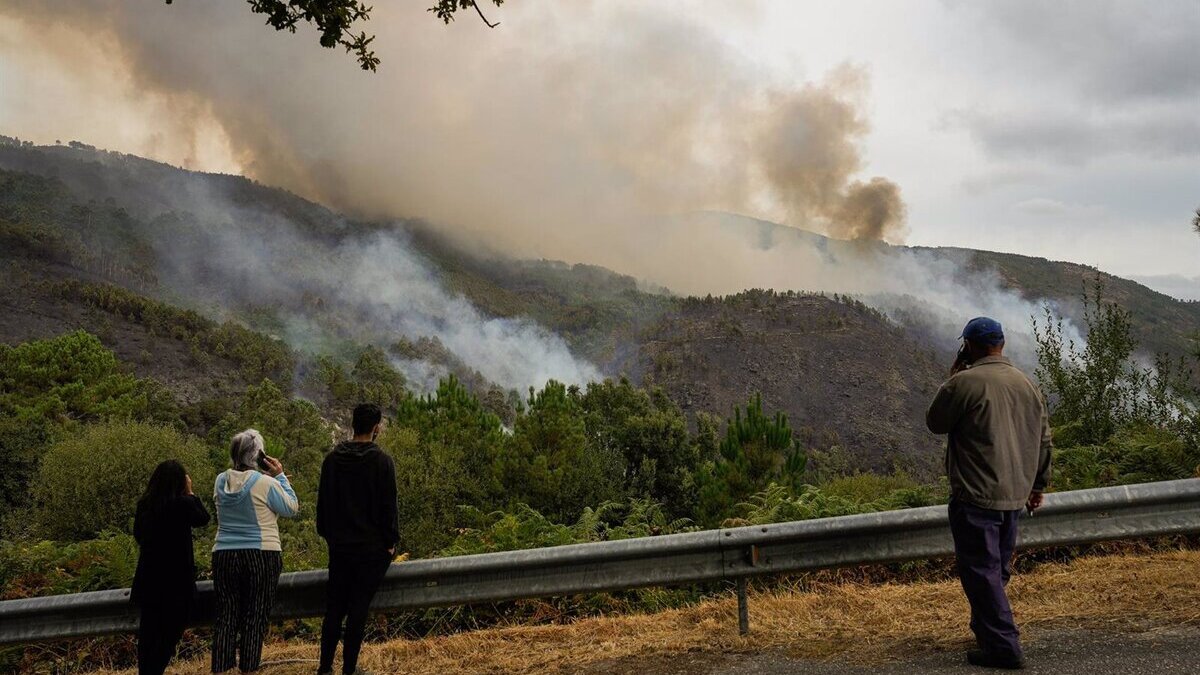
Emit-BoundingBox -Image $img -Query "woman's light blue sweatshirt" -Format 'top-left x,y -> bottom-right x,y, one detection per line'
212,469 -> 300,552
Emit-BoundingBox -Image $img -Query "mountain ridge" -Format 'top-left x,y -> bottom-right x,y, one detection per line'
2,136 -> 1197,475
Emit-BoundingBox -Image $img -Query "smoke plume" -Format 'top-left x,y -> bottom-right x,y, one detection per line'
0,1 -> 906,251
0,1 -> 1078,375
755,66 -> 907,242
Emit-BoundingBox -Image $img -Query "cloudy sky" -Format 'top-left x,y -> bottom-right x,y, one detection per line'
0,1 -> 1196,292
736,2 -> 1200,284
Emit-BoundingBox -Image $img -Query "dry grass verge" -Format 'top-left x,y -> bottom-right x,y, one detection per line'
85,549 -> 1200,674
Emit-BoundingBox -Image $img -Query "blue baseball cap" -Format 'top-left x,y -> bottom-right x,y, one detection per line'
960,316 -> 1004,345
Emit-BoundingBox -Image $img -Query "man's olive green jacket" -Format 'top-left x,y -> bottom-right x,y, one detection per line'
926,355 -> 1053,511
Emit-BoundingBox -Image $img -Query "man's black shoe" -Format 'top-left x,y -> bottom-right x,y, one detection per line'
967,649 -> 1026,670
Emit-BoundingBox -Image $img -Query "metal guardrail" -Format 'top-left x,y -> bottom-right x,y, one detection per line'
2,478 -> 1199,646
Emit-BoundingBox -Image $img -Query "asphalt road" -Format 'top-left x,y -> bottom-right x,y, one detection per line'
582,625 -> 1200,675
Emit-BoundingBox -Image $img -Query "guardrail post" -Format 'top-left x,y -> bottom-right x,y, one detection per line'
737,577 -> 749,636
737,544 -> 760,635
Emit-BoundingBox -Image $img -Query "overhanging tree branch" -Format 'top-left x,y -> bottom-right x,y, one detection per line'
474,1 -> 500,28
430,0 -> 505,27
166,0 -> 508,72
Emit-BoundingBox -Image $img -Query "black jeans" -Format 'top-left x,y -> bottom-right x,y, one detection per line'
948,499 -> 1022,659
319,546 -> 392,675
137,594 -> 191,675
211,549 -> 284,673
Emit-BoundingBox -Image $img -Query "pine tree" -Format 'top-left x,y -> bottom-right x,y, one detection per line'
696,394 -> 808,526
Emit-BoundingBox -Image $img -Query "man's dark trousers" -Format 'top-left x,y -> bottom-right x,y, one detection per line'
319,546 -> 392,674
948,499 -> 1022,659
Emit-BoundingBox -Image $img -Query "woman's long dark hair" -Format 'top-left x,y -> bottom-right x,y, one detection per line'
136,459 -> 188,522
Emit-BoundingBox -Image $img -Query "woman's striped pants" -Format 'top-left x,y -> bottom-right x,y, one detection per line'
210,549 -> 284,673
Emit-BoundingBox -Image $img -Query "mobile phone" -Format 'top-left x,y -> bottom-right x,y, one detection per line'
955,343 -> 971,366
256,451 -> 271,472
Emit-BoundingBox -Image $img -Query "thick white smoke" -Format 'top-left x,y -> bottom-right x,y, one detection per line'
331,234 -> 600,390
67,165 -> 604,392
640,212 -> 1085,366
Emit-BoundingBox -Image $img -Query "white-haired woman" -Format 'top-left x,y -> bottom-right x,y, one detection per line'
210,429 -> 299,674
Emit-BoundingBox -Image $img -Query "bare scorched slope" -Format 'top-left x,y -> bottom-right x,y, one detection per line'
614,290 -> 946,476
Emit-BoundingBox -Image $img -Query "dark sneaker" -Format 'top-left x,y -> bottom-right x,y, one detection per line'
967,649 -> 1026,670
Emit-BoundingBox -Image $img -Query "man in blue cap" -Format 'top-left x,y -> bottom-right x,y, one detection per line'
926,317 -> 1053,670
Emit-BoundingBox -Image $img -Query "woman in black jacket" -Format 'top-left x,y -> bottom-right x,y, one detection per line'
131,459 -> 210,675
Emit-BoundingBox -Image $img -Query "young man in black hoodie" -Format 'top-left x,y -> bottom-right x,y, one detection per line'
316,403 -> 399,675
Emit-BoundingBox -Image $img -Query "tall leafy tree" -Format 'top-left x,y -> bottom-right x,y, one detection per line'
1033,281 -> 1172,445
384,375 -> 506,553
317,346 -> 407,416
207,378 -> 331,500
577,378 -> 699,518
397,377 -> 501,485
496,381 -> 624,522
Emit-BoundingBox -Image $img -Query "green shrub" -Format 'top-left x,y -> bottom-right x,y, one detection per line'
0,220 -> 77,264
820,472 -> 922,503
1050,445 -> 1119,492
733,482 -> 940,526
438,499 -> 692,557
1052,424 -> 1200,491
33,421 -> 215,540
438,504 -> 582,557
0,533 -> 139,600
0,412 -> 53,523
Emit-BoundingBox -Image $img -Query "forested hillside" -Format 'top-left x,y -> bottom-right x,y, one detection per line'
1,136 -> 1198,673
3,136 -> 1198,468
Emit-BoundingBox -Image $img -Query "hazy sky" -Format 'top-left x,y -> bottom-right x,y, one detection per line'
0,0 -> 1197,283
